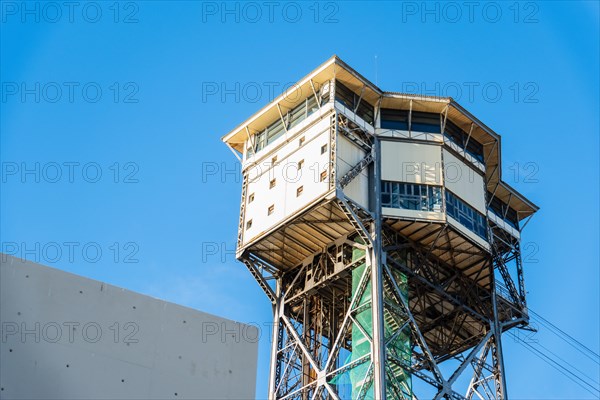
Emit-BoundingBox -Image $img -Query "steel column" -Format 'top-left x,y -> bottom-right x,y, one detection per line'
369,136 -> 387,399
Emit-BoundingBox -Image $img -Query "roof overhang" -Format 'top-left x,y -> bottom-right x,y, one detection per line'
221,55 -> 539,218
489,181 -> 539,220
221,55 -> 382,153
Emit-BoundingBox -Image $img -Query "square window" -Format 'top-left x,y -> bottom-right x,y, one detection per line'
382,193 -> 391,206
321,144 -> 327,154
270,179 -> 276,189
447,204 -> 455,216
381,181 -> 389,193
296,186 -> 304,197
408,199 -> 419,210
299,136 -> 305,146
399,197 -> 407,209
320,171 -> 327,182
268,205 -> 274,215
246,219 -> 252,229
248,193 -> 255,203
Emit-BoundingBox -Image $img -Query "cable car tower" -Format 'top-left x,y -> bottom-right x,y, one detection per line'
222,56 -> 538,400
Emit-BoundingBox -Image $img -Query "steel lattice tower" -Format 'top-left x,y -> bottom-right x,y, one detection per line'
222,56 -> 538,400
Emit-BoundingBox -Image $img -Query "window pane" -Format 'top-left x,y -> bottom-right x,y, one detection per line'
381,108 -> 409,130
412,111 -> 440,133
382,194 -> 391,206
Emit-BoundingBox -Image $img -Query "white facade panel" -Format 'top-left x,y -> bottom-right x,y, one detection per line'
337,135 -> 369,208
0,255 -> 258,400
381,141 -> 442,185
343,174 -> 369,208
443,149 -> 486,214
243,118 -> 332,245
382,207 -> 444,222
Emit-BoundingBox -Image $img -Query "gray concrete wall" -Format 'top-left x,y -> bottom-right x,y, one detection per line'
0,254 -> 258,399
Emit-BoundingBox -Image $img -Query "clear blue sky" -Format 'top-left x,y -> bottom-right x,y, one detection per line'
1,1 -> 598,398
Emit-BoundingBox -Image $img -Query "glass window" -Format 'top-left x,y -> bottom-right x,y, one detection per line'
381,181 -> 390,194
444,120 -> 484,163
411,111 -> 440,134
288,100 -> 306,130
380,108 -> 409,130
319,82 -> 331,105
266,119 -> 285,143
334,81 -> 355,109
382,193 -> 391,207
253,131 -> 266,153
487,192 -> 519,229
381,181 -> 442,213
320,171 -> 327,182
445,190 -> 488,240
335,80 -> 374,125
307,95 -> 320,116
251,92 -> 327,156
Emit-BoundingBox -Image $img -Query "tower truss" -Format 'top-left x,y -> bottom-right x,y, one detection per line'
223,56 -> 538,400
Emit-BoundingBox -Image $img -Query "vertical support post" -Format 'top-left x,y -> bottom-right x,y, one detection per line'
515,242 -> 528,313
490,272 -> 508,400
329,78 -> 336,104
302,297 -> 311,400
369,137 -> 387,398
268,280 -> 283,400
237,172 -> 248,249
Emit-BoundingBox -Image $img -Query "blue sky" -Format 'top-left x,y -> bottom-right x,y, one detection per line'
1,1 -> 599,398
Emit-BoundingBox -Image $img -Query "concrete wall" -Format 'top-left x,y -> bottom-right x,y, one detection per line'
0,255 -> 258,400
